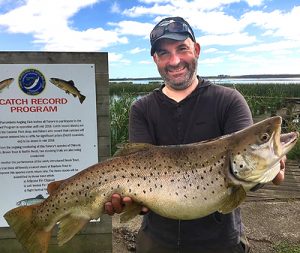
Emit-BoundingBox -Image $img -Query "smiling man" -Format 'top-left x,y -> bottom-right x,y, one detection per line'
105,16 -> 286,253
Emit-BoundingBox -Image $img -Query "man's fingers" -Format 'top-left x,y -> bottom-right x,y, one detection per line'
104,202 -> 114,215
104,195 -> 134,215
111,194 -> 123,213
123,196 -> 133,206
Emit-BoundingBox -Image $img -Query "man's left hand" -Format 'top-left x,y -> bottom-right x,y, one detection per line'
272,156 -> 286,185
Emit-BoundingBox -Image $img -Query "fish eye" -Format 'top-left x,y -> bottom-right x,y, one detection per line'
260,133 -> 270,142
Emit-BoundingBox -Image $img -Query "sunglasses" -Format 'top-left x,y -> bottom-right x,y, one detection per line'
150,21 -> 195,44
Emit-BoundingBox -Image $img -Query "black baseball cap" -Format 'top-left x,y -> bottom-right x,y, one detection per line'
150,17 -> 196,56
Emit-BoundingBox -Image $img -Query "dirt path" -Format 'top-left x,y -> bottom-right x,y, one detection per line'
112,200 -> 300,253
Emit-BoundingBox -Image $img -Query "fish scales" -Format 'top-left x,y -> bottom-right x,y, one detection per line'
34,142 -> 233,228
3,116 -> 299,253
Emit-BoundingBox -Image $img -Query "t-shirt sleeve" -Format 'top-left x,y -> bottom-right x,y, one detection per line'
222,89 -> 253,135
129,99 -> 154,144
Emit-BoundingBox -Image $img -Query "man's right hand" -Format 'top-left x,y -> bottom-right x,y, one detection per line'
104,194 -> 149,215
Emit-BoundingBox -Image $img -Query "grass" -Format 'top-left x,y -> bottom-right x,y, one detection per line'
110,94 -> 137,155
109,82 -> 300,159
273,241 -> 300,253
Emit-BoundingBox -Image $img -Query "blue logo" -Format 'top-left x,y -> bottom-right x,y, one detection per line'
18,69 -> 46,95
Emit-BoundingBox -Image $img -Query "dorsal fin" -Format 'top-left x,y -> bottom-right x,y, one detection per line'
67,80 -> 75,86
113,143 -> 154,157
47,179 -> 66,195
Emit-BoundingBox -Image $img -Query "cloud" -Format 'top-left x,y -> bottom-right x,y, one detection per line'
203,48 -> 219,53
130,47 -> 146,54
199,32 -> 256,46
139,60 -> 153,64
238,40 -> 300,53
111,1 -> 121,13
200,57 -> 224,64
109,52 -> 131,64
241,6 -> 300,41
109,20 -> 154,37
0,0 -> 128,51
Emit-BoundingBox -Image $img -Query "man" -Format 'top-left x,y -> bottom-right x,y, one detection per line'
105,16 -> 285,253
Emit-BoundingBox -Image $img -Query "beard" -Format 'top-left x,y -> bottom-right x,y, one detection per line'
158,57 -> 198,90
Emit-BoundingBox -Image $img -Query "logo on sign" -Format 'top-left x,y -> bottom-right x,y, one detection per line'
18,69 -> 46,95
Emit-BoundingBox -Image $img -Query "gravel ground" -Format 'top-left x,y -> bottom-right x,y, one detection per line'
112,200 -> 300,253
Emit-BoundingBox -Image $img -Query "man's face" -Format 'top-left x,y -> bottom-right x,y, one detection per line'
153,38 -> 200,90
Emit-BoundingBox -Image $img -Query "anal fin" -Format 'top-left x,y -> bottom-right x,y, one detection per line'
120,203 -> 143,223
57,215 -> 89,246
218,186 -> 247,214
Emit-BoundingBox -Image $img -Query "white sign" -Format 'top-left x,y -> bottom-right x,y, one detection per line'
0,64 -> 98,227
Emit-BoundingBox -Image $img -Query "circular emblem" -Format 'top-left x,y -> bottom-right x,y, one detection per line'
18,69 -> 46,95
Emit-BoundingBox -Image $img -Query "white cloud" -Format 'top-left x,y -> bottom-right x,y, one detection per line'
244,0 -> 264,7
109,20 -> 154,37
241,6 -> 300,41
203,48 -> 219,53
139,60 -> 153,64
109,52 -> 131,64
199,33 -> 256,46
130,47 -> 146,54
111,1 -> 121,13
0,0 -> 128,51
238,40 -> 300,53
199,57 -> 224,64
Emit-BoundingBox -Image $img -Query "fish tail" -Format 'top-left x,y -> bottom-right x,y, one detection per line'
4,205 -> 52,253
79,94 -> 86,104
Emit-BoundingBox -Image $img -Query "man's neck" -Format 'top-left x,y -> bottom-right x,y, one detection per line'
162,77 -> 199,102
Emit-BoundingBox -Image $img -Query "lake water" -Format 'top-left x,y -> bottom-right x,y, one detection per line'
111,77 -> 300,85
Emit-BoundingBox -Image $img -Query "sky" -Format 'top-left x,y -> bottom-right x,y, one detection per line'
0,0 -> 300,78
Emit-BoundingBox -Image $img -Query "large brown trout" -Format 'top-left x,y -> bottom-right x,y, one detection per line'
4,116 -> 299,253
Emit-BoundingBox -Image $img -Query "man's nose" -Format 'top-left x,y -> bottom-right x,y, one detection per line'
168,53 -> 181,66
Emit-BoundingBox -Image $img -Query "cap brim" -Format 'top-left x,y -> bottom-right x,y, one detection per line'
151,33 -> 189,56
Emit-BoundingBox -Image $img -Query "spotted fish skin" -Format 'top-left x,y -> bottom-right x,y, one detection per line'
3,116 -> 299,253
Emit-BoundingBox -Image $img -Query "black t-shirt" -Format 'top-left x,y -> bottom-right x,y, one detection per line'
129,77 -> 253,249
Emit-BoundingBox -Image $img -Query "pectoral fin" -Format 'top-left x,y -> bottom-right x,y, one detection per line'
57,215 -> 89,246
218,186 -> 246,214
120,203 -> 143,223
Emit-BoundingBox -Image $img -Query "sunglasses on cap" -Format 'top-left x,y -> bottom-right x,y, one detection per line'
151,22 -> 194,42
150,17 -> 196,55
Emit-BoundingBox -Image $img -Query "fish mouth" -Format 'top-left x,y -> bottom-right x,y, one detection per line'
280,131 -> 299,156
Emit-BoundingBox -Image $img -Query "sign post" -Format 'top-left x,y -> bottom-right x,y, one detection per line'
0,52 -> 111,252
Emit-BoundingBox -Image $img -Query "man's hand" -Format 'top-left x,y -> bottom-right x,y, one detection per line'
104,194 -> 149,215
272,156 -> 286,185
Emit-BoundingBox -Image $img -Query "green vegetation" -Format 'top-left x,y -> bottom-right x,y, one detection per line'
273,241 -> 300,253
109,82 -> 300,159
110,94 -> 137,155
109,82 -> 161,96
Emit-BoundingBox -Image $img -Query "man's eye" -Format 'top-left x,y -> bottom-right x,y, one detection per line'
157,51 -> 168,56
179,46 -> 188,51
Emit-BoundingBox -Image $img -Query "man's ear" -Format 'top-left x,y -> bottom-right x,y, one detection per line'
195,42 -> 201,58
153,54 -> 158,64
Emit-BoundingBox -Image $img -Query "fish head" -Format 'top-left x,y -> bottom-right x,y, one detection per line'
229,116 -> 299,184
49,78 -> 59,85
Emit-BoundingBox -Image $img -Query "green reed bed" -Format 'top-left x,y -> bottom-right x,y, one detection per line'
110,94 -> 137,155
109,82 -> 300,159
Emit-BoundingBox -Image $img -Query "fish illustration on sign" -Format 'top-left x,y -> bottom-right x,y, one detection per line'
0,78 -> 14,92
49,78 -> 86,104
16,194 -> 45,206
3,116 -> 299,253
